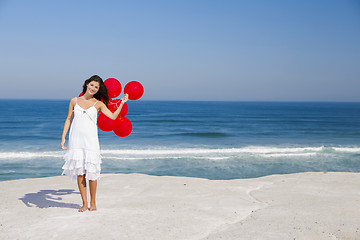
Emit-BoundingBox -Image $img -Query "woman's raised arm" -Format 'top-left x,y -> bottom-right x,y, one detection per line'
99,94 -> 128,120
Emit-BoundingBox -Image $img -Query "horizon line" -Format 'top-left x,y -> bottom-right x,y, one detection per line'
0,98 -> 359,103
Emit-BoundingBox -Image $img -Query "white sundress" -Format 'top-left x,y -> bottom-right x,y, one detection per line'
62,97 -> 102,181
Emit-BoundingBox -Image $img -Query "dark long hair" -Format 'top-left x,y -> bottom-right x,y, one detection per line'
82,75 -> 109,106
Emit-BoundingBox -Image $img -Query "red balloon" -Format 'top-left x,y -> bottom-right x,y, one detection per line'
104,78 -> 122,98
97,113 -> 116,132
108,99 -> 128,118
113,117 -> 132,137
124,81 -> 144,100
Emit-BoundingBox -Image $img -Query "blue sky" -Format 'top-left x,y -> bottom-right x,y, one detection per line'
0,0 -> 359,101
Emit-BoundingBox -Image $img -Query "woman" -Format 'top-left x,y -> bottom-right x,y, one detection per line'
60,75 -> 128,212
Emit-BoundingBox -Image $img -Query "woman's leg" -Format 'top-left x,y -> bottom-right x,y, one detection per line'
77,174 -> 88,212
89,180 -> 97,211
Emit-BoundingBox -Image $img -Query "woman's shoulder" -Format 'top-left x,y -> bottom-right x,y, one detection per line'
97,100 -> 105,106
68,97 -> 78,105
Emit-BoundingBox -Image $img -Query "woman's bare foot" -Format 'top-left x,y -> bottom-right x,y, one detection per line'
78,205 -> 88,212
90,204 -> 97,211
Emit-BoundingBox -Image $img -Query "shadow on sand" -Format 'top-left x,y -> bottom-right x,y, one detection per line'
19,189 -> 81,209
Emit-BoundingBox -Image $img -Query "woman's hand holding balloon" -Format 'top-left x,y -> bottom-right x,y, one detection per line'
122,94 -> 129,103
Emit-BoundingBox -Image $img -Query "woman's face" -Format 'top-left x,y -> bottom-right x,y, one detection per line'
87,81 -> 100,95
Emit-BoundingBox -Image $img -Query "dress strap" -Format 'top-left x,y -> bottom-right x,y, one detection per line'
93,100 -> 99,106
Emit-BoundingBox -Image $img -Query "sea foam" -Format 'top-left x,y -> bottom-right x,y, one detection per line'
0,146 -> 359,161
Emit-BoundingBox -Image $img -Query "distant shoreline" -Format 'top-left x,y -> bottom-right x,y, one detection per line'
1,98 -> 360,103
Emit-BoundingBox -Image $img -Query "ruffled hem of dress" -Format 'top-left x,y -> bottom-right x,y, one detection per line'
62,148 -> 102,181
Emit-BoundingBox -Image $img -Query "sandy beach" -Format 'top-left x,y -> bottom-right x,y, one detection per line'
0,172 -> 359,240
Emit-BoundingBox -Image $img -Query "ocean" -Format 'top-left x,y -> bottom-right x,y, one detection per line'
0,99 -> 359,181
